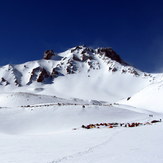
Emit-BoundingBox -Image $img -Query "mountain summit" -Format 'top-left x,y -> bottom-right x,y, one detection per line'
0,46 -> 141,86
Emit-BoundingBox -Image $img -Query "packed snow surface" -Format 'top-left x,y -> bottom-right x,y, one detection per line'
0,100 -> 163,163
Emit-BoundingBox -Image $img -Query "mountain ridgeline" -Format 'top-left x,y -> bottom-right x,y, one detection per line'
0,46 -> 150,87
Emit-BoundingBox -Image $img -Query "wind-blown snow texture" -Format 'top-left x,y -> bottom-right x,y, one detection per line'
0,45 -> 163,163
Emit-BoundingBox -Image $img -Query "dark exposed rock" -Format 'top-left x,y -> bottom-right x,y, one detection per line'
66,66 -> 75,74
127,97 -> 131,100
73,54 -> 81,62
73,53 -> 94,62
71,46 -> 94,62
51,67 -> 62,78
122,69 -> 127,73
43,50 -> 55,60
71,45 -> 93,53
28,67 -> 50,84
1,77 -> 9,85
82,54 -> 94,62
37,68 -> 49,82
112,67 -> 117,72
109,67 -> 112,71
66,59 -> 78,74
1,77 -> 6,82
71,45 -> 86,53
97,48 -> 128,65
132,70 -> 140,76
14,79 -> 20,86
81,47 -> 94,54
88,61 -> 94,69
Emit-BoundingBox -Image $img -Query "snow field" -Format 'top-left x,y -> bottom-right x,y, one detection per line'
0,105 -> 162,163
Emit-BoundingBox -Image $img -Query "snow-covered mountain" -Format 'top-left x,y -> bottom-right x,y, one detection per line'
1,46 -> 163,163
0,45 -> 161,102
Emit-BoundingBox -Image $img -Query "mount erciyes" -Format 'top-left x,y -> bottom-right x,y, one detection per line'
0,45 -> 162,107
1,46 -> 163,163
0,45 -> 141,86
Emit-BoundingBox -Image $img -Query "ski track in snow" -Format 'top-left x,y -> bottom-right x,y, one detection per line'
49,129 -> 124,163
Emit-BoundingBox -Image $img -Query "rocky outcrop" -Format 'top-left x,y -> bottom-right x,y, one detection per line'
0,77 -> 9,86
43,50 -> 55,60
51,67 -> 62,77
97,48 -> 128,65
66,62 -> 77,74
37,68 -> 49,82
0,46 -> 143,86
28,67 -> 50,84
70,45 -> 86,53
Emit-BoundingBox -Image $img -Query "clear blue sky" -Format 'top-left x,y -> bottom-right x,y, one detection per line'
0,0 -> 163,72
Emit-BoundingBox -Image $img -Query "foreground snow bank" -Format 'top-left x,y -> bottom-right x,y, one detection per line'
0,123 -> 163,163
0,104 -> 162,163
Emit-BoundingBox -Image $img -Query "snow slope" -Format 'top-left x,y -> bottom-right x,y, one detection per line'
0,92 -> 90,107
119,78 -> 163,112
0,104 -> 152,134
0,104 -> 162,163
1,124 -> 163,163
